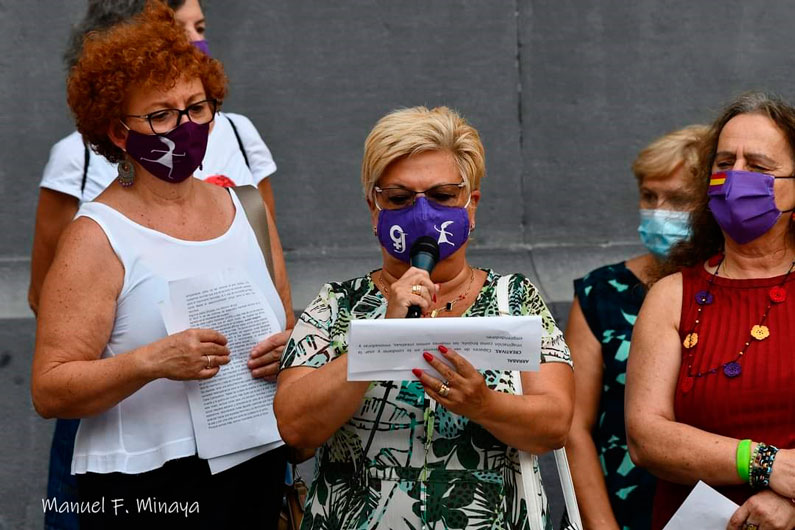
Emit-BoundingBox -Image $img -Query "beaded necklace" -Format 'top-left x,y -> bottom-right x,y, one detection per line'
374,267 -> 475,318
423,267 -> 475,318
680,254 -> 795,393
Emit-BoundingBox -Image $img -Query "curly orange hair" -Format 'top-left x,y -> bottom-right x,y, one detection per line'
67,0 -> 227,163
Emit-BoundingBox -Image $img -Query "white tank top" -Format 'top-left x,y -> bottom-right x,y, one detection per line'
71,189 -> 286,474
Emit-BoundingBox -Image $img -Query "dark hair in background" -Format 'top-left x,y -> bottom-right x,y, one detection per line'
657,91 -> 795,280
63,0 -> 191,71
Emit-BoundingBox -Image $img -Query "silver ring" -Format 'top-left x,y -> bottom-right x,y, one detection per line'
205,354 -> 212,369
438,383 -> 450,397
411,284 -> 423,296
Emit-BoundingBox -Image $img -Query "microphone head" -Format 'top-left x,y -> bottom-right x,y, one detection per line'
410,236 -> 440,272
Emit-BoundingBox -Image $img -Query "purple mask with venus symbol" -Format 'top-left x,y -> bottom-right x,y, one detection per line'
377,197 -> 470,262
125,121 -> 210,183
191,40 -> 210,56
708,170 -> 795,244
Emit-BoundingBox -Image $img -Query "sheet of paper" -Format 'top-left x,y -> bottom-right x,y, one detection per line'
347,315 -> 541,381
163,267 -> 283,460
207,440 -> 285,475
662,481 -> 738,530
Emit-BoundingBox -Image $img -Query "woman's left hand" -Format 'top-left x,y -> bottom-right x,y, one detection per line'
413,344 -> 491,420
727,490 -> 795,530
248,329 -> 291,381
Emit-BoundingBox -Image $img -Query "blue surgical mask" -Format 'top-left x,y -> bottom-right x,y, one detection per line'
637,209 -> 691,258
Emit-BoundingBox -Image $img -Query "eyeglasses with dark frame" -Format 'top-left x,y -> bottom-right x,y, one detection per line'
373,181 -> 468,210
122,99 -> 218,135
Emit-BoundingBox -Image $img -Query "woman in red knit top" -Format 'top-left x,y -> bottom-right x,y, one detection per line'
626,92 -> 795,530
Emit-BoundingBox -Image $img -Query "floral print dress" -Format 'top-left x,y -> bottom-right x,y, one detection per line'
280,269 -> 572,530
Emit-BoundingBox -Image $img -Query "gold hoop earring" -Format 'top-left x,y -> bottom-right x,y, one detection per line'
117,158 -> 134,188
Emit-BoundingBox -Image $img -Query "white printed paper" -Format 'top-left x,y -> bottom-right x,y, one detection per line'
207,440 -> 285,474
347,316 -> 541,381
162,268 -> 283,470
662,481 -> 738,530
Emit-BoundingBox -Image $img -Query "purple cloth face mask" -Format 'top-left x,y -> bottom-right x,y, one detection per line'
124,121 -> 209,184
377,197 -> 470,262
191,40 -> 210,56
708,169 -> 795,244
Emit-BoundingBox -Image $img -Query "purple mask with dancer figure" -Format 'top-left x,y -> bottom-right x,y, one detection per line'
124,121 -> 210,183
708,170 -> 795,244
377,197 -> 470,263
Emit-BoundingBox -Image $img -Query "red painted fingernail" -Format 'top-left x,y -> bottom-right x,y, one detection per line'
438,344 -> 448,353
422,352 -> 433,362
412,368 -> 423,378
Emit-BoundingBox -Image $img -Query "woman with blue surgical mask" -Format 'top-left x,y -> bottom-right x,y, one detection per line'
564,125 -> 707,530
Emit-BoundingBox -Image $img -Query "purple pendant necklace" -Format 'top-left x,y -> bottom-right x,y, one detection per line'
681,254 -> 794,389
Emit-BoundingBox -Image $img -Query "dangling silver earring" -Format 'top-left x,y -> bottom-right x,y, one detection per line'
117,158 -> 134,188
372,225 -> 378,236
469,223 -> 476,234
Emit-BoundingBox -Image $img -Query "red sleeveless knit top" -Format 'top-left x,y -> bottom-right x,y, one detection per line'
652,259 -> 795,529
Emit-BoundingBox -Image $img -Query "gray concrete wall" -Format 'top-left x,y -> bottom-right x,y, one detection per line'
4,0 -> 795,527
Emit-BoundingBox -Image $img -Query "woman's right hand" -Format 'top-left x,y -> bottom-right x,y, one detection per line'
148,328 -> 230,380
383,267 -> 438,319
727,490 -> 795,530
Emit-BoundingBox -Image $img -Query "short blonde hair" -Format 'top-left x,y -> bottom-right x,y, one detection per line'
632,124 -> 709,188
361,106 -> 486,197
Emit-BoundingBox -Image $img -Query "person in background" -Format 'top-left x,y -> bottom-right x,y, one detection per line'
626,92 -> 795,530
31,2 -> 290,529
274,106 -> 574,529
29,0 -> 279,317
564,125 -> 707,529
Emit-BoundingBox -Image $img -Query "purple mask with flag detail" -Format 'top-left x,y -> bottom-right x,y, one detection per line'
708,170 -> 795,244
125,121 -> 209,184
377,197 -> 470,262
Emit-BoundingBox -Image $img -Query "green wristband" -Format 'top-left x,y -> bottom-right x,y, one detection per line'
736,439 -> 752,483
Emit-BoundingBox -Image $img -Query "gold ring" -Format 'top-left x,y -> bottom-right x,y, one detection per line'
743,524 -> 759,530
411,284 -> 423,296
205,354 -> 212,369
438,383 -> 450,397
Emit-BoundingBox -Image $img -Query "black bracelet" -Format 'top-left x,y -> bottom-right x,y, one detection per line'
749,442 -> 779,490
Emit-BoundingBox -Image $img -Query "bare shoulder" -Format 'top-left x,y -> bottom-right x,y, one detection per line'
50,216 -> 123,290
642,272 -> 683,322
58,215 -> 114,255
201,180 -> 237,213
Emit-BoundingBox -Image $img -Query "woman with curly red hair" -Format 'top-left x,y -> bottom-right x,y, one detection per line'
31,2 -> 291,527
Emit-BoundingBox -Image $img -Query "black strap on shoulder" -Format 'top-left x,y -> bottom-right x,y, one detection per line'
225,114 -> 250,169
81,143 -> 90,197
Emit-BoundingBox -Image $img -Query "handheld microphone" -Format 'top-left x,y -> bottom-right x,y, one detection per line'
406,236 -> 440,318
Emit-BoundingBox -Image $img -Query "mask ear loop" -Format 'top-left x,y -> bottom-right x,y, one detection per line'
370,188 -> 382,235
774,175 -> 795,214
